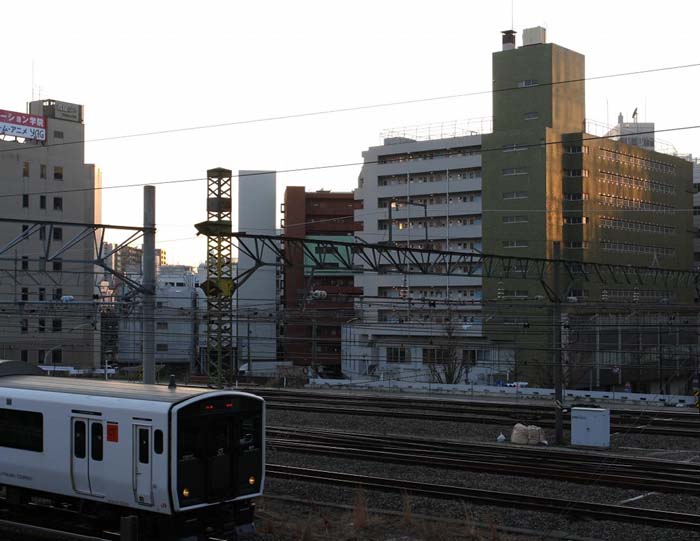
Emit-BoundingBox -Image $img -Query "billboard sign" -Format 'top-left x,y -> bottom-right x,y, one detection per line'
0,109 -> 46,141
52,101 -> 82,122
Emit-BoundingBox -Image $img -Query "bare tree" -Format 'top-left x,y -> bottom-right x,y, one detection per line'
427,318 -> 469,384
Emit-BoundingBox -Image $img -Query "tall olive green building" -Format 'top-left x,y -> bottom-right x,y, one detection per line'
482,29 -> 694,393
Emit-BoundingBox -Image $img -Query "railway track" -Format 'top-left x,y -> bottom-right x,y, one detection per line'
255,389 -> 700,437
267,426 -> 700,494
266,463 -> 700,530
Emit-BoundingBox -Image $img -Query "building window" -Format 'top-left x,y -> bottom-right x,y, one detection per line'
564,241 -> 590,249
38,288 -> 45,301
502,191 -> 528,200
53,166 -> 63,180
39,226 -> 46,240
523,112 -> 539,120
20,319 -> 28,334
38,319 -> 46,333
40,164 -> 47,179
53,259 -> 63,272
156,344 -> 169,352
53,130 -> 64,139
563,169 -> 589,177
53,288 -> 63,300
502,240 -> 529,248
503,289 -> 529,298
502,215 -> 528,224
22,194 -> 29,208
38,350 -> 45,363
53,197 -> 63,211
563,216 -> 589,225
0,408 -> 43,452
423,348 -> 452,363
156,322 -> 168,330
52,349 -> 62,364
52,319 -> 62,332
502,167 -> 528,176
517,79 -> 538,87
386,346 -> 408,363
40,195 -> 46,209
21,256 -> 29,271
21,350 -> 29,363
563,193 -> 589,201
53,227 -> 62,241
22,162 -> 30,178
21,287 -> 29,301
502,144 -> 528,152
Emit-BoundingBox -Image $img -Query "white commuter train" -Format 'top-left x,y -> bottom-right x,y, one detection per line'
0,360 -> 265,540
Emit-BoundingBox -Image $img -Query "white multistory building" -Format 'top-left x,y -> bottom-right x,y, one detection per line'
117,265 -> 203,373
343,125 -> 514,383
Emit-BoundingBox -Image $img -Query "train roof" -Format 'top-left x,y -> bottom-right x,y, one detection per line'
0,374 -> 218,403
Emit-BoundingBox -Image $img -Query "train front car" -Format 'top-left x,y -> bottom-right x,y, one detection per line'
171,391 -> 265,537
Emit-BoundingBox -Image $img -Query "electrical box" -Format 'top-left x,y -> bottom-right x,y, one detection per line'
571,407 -> 610,448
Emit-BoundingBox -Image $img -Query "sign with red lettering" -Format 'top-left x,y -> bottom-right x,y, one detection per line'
107,422 -> 119,442
0,109 -> 46,141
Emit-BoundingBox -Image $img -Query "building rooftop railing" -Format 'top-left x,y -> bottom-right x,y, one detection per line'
585,119 -> 683,158
380,117 -> 493,145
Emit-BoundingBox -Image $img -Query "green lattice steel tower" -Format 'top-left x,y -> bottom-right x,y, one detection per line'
195,168 -> 235,386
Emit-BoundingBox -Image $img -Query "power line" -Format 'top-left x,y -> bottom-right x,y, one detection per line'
2,61 -> 699,155
1,124 -> 698,207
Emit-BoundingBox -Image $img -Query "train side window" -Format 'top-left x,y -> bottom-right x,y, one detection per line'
0,408 -> 43,452
139,428 -> 150,464
154,429 -> 163,454
74,420 -> 86,458
91,423 -> 103,461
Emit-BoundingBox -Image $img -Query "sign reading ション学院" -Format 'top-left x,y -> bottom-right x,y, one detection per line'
0,109 -> 46,141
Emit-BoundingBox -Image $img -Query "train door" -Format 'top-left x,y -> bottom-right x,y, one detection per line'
71,418 -> 90,494
133,424 -> 153,506
71,418 -> 105,497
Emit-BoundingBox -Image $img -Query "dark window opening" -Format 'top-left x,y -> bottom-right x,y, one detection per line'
53,227 -> 62,241
40,195 -> 46,209
74,421 -> 86,458
22,194 -> 28,208
139,428 -> 150,464
52,319 -> 62,332
53,260 -> 63,272
91,423 -> 103,461
53,130 -> 64,139
22,162 -> 30,178
52,349 -> 62,364
154,429 -> 163,454
21,350 -> 28,362
21,257 -> 28,271
0,408 -> 43,452
53,166 -> 63,180
53,197 -> 62,211
40,164 -> 47,179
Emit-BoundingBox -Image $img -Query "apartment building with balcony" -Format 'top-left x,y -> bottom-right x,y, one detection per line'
344,128 -> 514,383
282,187 -> 362,375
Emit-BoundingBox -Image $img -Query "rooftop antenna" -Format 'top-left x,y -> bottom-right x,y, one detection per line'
31,59 -> 34,101
511,0 -> 514,30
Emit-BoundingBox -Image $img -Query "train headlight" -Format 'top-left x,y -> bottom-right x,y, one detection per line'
248,476 -> 256,486
182,488 -> 190,497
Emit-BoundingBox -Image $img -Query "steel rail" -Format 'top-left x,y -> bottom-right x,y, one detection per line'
266,464 -> 700,530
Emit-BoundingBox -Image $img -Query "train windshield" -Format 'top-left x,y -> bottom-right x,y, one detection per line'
176,395 -> 263,508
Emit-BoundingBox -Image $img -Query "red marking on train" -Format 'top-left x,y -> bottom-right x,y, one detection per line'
107,422 -> 119,442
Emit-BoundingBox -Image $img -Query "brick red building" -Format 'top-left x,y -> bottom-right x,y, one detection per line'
282,187 -> 362,375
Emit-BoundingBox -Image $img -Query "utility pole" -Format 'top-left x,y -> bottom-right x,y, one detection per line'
142,186 -> 156,385
553,241 -> 564,445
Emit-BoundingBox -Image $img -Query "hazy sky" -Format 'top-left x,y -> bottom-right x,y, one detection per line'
3,1 -> 698,266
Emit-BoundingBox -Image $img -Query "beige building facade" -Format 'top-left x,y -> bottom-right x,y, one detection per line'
0,99 -> 102,369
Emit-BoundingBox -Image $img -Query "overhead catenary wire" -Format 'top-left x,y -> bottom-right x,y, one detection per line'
2,60 -> 699,156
